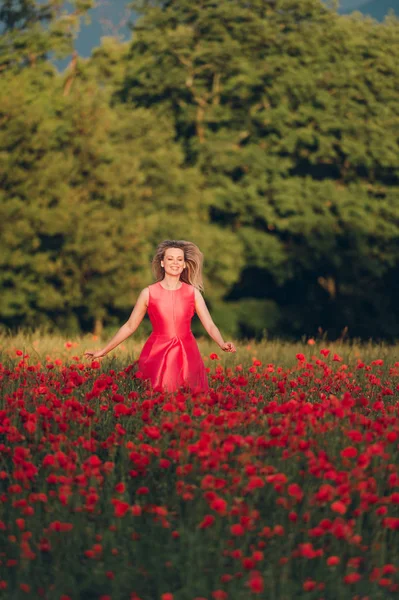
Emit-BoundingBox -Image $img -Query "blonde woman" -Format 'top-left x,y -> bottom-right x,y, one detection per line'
84,240 -> 236,392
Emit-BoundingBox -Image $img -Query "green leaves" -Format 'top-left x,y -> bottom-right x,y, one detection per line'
1,0 -> 399,339
119,0 -> 399,338
0,1 -> 95,70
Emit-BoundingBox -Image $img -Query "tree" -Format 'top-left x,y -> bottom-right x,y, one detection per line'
2,0 -> 399,339
0,63 -> 243,333
0,0 -> 95,72
118,0 -> 399,338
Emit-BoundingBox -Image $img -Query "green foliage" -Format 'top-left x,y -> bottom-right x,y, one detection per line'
121,0 -> 399,339
206,298 -> 281,339
0,0 -> 95,71
1,0 -> 399,339
0,53 -> 241,332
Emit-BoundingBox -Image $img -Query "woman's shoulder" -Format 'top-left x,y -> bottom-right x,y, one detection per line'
184,282 -> 201,298
146,283 -> 160,298
185,282 -> 200,291
137,286 -> 151,299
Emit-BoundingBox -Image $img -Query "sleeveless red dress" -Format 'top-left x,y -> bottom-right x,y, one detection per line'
137,281 -> 209,393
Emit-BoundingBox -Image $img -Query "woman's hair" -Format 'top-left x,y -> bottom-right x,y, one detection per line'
152,240 -> 204,292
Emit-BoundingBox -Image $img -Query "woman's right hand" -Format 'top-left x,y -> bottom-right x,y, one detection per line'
84,349 -> 106,360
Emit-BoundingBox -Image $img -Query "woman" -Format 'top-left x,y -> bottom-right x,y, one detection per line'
84,240 -> 236,392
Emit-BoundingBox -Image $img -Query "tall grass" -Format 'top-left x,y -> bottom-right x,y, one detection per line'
1,327 -> 398,369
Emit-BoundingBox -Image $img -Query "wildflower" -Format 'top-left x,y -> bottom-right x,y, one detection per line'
299,543 -> 319,559
114,403 -> 130,416
378,578 -> 392,587
143,425 -> 161,440
252,551 -> 263,562
210,497 -> 227,514
111,499 -> 130,518
382,517 -> 399,530
382,565 -> 396,575
303,580 -> 317,591
331,501 -> 347,515
248,571 -> 264,593
212,591 -> 228,600
199,515 -> 215,529
288,483 -> 304,502
341,447 -> 357,459
231,524 -> 245,536
247,476 -> 264,490
344,573 -> 361,584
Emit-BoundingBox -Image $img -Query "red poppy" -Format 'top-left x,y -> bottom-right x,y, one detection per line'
248,571 -> 264,593
344,573 -> 361,584
199,515 -> 215,529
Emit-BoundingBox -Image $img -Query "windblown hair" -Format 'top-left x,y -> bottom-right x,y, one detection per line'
152,240 -> 204,292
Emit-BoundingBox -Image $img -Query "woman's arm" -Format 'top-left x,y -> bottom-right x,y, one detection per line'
194,288 -> 236,353
84,288 -> 149,359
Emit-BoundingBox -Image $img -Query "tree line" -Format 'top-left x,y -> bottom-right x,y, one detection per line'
1,0 -> 399,340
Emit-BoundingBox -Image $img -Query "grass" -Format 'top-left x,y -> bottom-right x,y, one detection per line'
0,329 -> 398,599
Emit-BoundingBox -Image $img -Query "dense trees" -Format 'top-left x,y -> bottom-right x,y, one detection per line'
1,0 -> 398,339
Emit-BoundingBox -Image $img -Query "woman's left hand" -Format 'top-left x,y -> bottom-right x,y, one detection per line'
84,349 -> 106,360
220,341 -> 236,353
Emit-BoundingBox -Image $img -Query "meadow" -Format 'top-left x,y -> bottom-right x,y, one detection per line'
0,330 -> 398,599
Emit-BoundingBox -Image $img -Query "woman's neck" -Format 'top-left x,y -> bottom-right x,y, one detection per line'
162,274 -> 182,289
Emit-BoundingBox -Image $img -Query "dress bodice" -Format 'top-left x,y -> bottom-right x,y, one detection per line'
147,281 -> 195,339
138,281 -> 208,392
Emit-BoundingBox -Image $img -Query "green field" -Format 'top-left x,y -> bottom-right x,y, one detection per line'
2,329 -> 398,371
0,331 -> 398,599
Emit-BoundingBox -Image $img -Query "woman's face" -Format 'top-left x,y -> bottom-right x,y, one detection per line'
161,247 -> 185,276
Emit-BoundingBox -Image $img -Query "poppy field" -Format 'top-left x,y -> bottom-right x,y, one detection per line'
0,334 -> 398,599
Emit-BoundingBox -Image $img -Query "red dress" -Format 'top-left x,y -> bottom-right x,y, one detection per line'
137,281 -> 209,393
